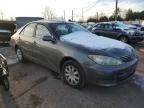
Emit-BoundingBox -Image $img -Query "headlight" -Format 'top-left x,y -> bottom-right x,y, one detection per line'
88,55 -> 123,65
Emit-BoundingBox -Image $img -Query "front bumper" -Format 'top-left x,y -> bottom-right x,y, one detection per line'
84,58 -> 138,86
129,36 -> 144,42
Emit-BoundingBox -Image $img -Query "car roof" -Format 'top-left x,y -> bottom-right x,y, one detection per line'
32,20 -> 69,24
96,22 -> 114,25
96,21 -> 125,25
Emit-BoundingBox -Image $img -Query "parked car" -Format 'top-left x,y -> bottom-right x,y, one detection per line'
0,21 -> 16,43
81,23 -> 95,31
10,20 -> 138,88
0,29 -> 12,43
92,22 -> 144,43
112,21 -> 137,30
15,17 -> 44,32
132,24 -> 144,31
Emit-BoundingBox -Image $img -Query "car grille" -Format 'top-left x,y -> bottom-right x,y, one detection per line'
120,54 -> 132,62
134,32 -> 140,36
117,63 -> 137,81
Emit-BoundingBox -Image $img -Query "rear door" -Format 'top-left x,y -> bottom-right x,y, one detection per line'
18,23 -> 36,58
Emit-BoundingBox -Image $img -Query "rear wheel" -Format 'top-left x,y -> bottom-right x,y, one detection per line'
16,47 -> 24,62
119,36 -> 128,43
62,60 -> 85,89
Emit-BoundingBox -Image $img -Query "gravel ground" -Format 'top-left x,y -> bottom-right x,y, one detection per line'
0,46 -> 144,108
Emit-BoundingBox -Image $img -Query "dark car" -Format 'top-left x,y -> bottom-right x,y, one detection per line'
132,24 -> 144,31
0,29 -> 12,43
0,21 -> 16,43
92,22 -> 144,43
15,17 -> 44,32
10,20 -> 138,88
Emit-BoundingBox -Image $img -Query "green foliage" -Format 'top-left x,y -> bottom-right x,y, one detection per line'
125,9 -> 144,20
99,16 -> 109,22
87,18 -> 97,22
87,8 -> 144,22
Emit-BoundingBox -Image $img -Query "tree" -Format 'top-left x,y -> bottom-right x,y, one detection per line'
87,17 -> 97,22
109,8 -> 124,21
42,6 -> 56,20
109,15 -> 115,21
125,9 -> 144,20
140,11 -> 144,20
99,16 -> 109,22
117,15 -> 123,21
125,9 -> 133,20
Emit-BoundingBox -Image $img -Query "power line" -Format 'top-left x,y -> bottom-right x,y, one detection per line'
83,0 -> 100,13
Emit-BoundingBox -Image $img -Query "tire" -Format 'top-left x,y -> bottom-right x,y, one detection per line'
16,47 -> 24,62
62,60 -> 85,89
2,76 -> 9,91
119,36 -> 128,43
141,27 -> 144,31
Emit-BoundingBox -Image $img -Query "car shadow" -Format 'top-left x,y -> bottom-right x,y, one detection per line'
0,88 -> 19,108
78,74 -> 144,108
84,74 -> 144,92
130,41 -> 144,48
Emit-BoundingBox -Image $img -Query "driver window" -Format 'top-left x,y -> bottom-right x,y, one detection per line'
36,24 -> 51,39
55,25 -> 69,36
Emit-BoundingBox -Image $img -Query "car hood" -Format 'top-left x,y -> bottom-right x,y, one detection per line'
60,31 -> 132,57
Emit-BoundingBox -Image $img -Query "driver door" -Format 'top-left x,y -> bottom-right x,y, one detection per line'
33,24 -> 57,69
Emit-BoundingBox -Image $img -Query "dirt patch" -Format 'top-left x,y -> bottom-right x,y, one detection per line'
135,48 -> 144,74
29,93 -> 44,108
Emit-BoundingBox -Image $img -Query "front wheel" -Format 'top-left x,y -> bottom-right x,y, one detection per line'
2,76 -> 9,91
119,36 -> 128,43
62,60 -> 85,89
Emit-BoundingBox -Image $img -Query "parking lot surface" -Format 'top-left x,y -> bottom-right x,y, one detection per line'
0,45 -> 144,108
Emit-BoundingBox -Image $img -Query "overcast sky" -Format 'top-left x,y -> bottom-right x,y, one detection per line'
0,0 -> 144,20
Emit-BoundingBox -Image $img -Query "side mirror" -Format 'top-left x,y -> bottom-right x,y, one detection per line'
42,36 -> 55,43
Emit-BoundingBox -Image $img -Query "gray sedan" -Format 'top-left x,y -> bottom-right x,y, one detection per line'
10,20 -> 138,88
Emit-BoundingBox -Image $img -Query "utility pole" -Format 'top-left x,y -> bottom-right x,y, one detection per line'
96,12 -> 99,22
72,10 -> 73,21
0,12 -> 3,20
82,8 -> 84,22
64,10 -> 65,20
115,0 -> 118,21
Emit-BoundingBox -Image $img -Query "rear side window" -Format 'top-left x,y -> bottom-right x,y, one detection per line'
96,24 -> 105,30
20,23 -> 35,37
104,24 -> 113,30
36,24 -> 51,39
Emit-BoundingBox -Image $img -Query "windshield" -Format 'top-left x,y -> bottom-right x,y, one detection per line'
114,22 -> 126,27
49,23 -> 89,36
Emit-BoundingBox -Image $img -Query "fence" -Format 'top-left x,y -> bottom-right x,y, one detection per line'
124,20 -> 144,25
